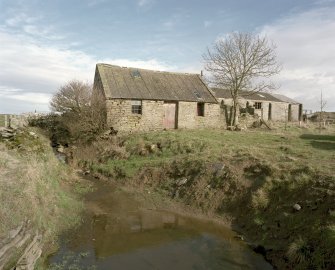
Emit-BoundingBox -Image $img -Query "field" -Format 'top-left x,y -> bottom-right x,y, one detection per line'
72,123 -> 335,269
0,128 -> 85,248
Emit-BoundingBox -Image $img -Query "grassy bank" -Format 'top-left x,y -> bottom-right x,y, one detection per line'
0,128 -> 85,256
71,123 -> 335,269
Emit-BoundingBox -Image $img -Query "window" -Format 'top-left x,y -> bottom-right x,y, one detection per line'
194,91 -> 202,100
254,102 -> 262,109
131,69 -> 141,78
197,102 -> 205,116
131,100 -> 142,114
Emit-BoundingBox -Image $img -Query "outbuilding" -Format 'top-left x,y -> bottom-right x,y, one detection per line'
212,88 -> 303,122
93,63 -> 223,132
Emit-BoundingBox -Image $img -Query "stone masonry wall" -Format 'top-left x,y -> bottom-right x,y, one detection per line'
106,99 -> 224,132
290,104 -> 300,122
218,98 -> 300,122
178,102 -> 224,129
106,99 -> 165,132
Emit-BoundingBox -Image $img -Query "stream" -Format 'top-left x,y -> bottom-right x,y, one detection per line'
47,177 -> 273,270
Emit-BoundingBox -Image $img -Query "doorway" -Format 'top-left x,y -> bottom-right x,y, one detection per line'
163,102 -> 178,129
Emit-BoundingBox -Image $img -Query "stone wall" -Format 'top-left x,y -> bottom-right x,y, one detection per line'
106,99 -> 224,132
0,113 -> 47,129
218,98 -> 301,122
0,221 -> 42,270
106,100 -> 164,132
178,101 -> 224,129
0,114 -> 28,128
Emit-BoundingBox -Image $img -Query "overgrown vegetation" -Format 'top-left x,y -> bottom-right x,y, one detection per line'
68,123 -> 335,269
29,79 -> 106,144
0,128 -> 84,242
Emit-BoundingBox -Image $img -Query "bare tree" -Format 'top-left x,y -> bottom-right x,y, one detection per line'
50,80 -> 92,113
49,80 -> 106,141
203,32 -> 281,126
319,90 -> 327,131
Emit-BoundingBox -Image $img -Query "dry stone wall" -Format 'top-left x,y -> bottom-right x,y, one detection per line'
0,221 -> 42,270
106,99 -> 224,132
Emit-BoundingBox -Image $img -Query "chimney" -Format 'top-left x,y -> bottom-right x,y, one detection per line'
200,70 -> 203,77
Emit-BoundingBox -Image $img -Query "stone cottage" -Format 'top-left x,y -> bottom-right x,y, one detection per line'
211,88 -> 303,122
93,63 -> 223,132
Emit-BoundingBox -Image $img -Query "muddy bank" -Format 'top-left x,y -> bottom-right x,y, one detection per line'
47,176 -> 272,269
64,129 -> 335,270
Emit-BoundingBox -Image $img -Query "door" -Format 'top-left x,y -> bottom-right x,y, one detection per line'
163,102 -> 177,129
268,103 -> 272,120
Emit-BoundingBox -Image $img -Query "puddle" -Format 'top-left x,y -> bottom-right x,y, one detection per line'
47,180 -> 272,270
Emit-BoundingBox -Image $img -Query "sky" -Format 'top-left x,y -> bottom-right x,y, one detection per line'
0,0 -> 334,113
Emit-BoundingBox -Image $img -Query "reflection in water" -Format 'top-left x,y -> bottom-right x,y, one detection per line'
48,182 -> 272,270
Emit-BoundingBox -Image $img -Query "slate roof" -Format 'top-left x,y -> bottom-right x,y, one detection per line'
212,88 -> 301,104
271,94 -> 301,104
96,63 -> 217,103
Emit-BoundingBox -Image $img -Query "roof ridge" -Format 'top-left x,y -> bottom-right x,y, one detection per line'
96,63 -> 199,76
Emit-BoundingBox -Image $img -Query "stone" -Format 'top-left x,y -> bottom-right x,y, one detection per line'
176,178 -> 188,186
293,203 -> 301,211
28,131 -> 37,138
286,156 -> 298,162
57,145 -> 65,153
150,144 -> 157,151
234,235 -> 244,241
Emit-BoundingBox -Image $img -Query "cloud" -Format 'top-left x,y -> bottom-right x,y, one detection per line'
107,59 -> 175,71
0,25 -> 176,113
5,13 -> 39,27
162,10 -> 189,30
137,0 -> 153,7
259,7 -> 335,111
204,20 -> 212,28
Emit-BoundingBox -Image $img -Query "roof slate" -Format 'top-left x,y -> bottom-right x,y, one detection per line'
212,88 -> 301,104
96,63 -> 217,103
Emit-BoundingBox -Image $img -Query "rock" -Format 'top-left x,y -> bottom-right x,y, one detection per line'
83,170 -> 91,175
57,145 -> 65,153
287,156 -> 298,162
176,178 -> 188,186
234,235 -> 244,241
150,144 -> 157,152
0,132 -> 14,138
0,128 -> 15,139
293,203 -> 301,211
252,120 -> 261,128
28,131 -> 38,138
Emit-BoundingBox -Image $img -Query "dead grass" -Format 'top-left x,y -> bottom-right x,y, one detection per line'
72,123 -> 335,269
0,129 -> 83,241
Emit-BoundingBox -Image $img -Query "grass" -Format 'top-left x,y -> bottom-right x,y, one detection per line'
70,123 -> 335,269
0,128 -> 84,242
0,115 -> 5,127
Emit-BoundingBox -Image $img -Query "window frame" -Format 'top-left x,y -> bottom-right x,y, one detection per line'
131,100 -> 142,115
254,102 -> 262,110
197,102 -> 205,117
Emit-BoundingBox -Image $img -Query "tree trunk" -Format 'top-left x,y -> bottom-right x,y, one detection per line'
230,98 -> 238,126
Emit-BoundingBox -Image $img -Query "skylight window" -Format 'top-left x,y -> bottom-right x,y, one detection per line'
194,91 -> 202,100
131,69 -> 141,78
258,94 -> 265,98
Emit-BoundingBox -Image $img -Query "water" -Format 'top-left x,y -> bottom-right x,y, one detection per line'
47,180 -> 272,270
